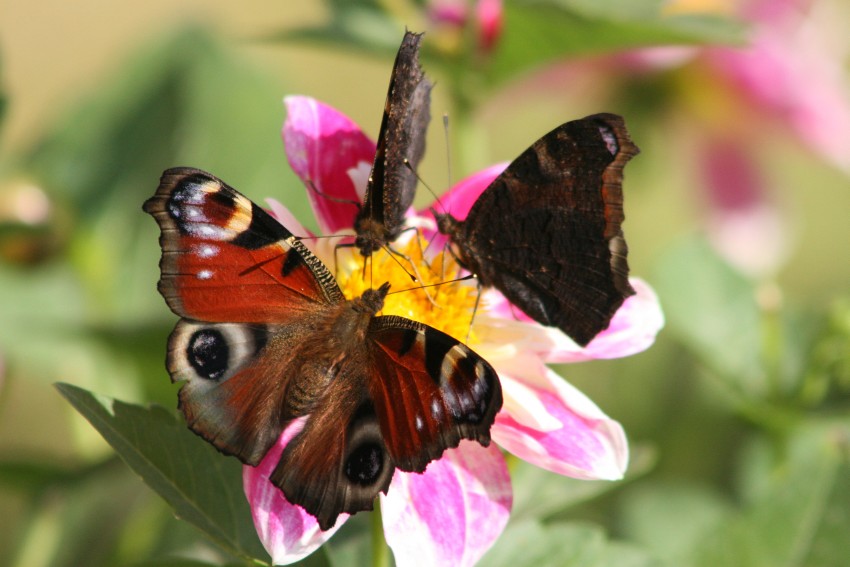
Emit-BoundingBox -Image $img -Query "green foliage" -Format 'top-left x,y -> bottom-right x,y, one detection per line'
55,384 -> 266,561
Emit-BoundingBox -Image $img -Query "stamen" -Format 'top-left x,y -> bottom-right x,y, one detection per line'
336,236 -> 479,344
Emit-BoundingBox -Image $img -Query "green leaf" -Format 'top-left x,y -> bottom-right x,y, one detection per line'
134,561 -> 246,567
481,520 -> 659,567
485,0 -> 742,85
511,444 -> 654,521
690,421 -> 850,567
654,235 -> 764,393
14,26 -> 307,325
619,481 -> 733,565
55,383 -> 266,562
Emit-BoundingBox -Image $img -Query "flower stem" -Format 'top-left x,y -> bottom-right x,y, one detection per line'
372,500 -> 390,567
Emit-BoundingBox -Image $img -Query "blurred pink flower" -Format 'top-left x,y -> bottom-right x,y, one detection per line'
703,0 -> 850,172
241,96 -> 664,565
697,135 -> 788,278
428,0 -> 503,54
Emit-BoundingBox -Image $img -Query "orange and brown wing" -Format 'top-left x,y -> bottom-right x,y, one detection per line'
144,167 -> 343,324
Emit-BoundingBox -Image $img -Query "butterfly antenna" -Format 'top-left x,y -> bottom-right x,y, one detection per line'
306,178 -> 361,207
386,273 -> 475,295
384,242 -> 446,308
443,112 -> 453,191
382,244 -> 418,282
465,280 -> 483,345
403,159 -> 448,217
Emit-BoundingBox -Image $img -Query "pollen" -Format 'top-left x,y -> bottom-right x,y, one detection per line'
335,236 -> 480,344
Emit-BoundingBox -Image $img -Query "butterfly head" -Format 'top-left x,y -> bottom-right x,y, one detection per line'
353,282 -> 391,315
352,216 -> 387,257
431,209 -> 461,237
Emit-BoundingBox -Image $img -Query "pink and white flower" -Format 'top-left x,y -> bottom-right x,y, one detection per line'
242,95 -> 664,566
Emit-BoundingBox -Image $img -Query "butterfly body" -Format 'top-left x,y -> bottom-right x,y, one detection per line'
435,113 -> 638,346
353,30 -> 432,257
145,168 -> 501,530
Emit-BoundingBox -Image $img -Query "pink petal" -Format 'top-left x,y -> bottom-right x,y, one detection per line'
697,137 -> 788,277
243,419 -> 346,564
382,441 -> 511,567
492,368 -> 628,480
282,96 -> 376,234
265,198 -> 312,239
476,278 -> 664,364
705,8 -> 850,172
476,0 -> 503,53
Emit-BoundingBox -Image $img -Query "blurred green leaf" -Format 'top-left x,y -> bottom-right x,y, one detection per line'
689,421 -> 850,567
7,455 -> 175,567
321,513 -> 370,567
804,297 -> 850,403
14,26 -> 309,325
487,0 -> 742,85
654,236 -> 764,394
511,443 -> 655,521
481,520 -> 660,567
55,383 -> 266,562
134,561 -> 245,567
620,481 -> 733,566
270,0 -> 742,91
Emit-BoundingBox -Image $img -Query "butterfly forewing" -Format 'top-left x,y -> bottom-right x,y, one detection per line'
144,168 -> 344,324
367,316 -> 502,472
354,30 -> 432,256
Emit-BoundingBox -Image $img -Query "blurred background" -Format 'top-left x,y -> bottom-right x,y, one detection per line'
1,0 -> 849,566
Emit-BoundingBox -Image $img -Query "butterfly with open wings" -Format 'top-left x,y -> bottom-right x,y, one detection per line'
143,168 -> 502,531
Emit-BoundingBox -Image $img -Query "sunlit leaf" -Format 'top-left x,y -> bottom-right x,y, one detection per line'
55,383 -> 266,562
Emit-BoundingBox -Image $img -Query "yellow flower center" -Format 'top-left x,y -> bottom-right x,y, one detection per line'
335,236 -> 480,344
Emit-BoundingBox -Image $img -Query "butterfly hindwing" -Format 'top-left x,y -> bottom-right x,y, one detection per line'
367,315 -> 502,472
267,308 -> 503,531
354,30 -> 432,256
437,113 -> 638,346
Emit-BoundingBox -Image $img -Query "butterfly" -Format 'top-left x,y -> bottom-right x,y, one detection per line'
352,30 -> 432,258
143,167 -> 502,531
434,113 -> 639,346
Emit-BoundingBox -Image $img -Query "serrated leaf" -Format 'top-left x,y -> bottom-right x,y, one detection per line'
55,383 -> 266,562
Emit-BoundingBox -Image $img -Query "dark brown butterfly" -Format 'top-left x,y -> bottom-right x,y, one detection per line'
143,168 -> 501,530
353,30 -> 432,257
434,113 -> 638,346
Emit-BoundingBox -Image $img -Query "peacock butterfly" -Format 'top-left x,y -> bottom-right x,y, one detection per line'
143,167 -> 501,530
353,30 -> 432,258
434,113 -> 639,346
